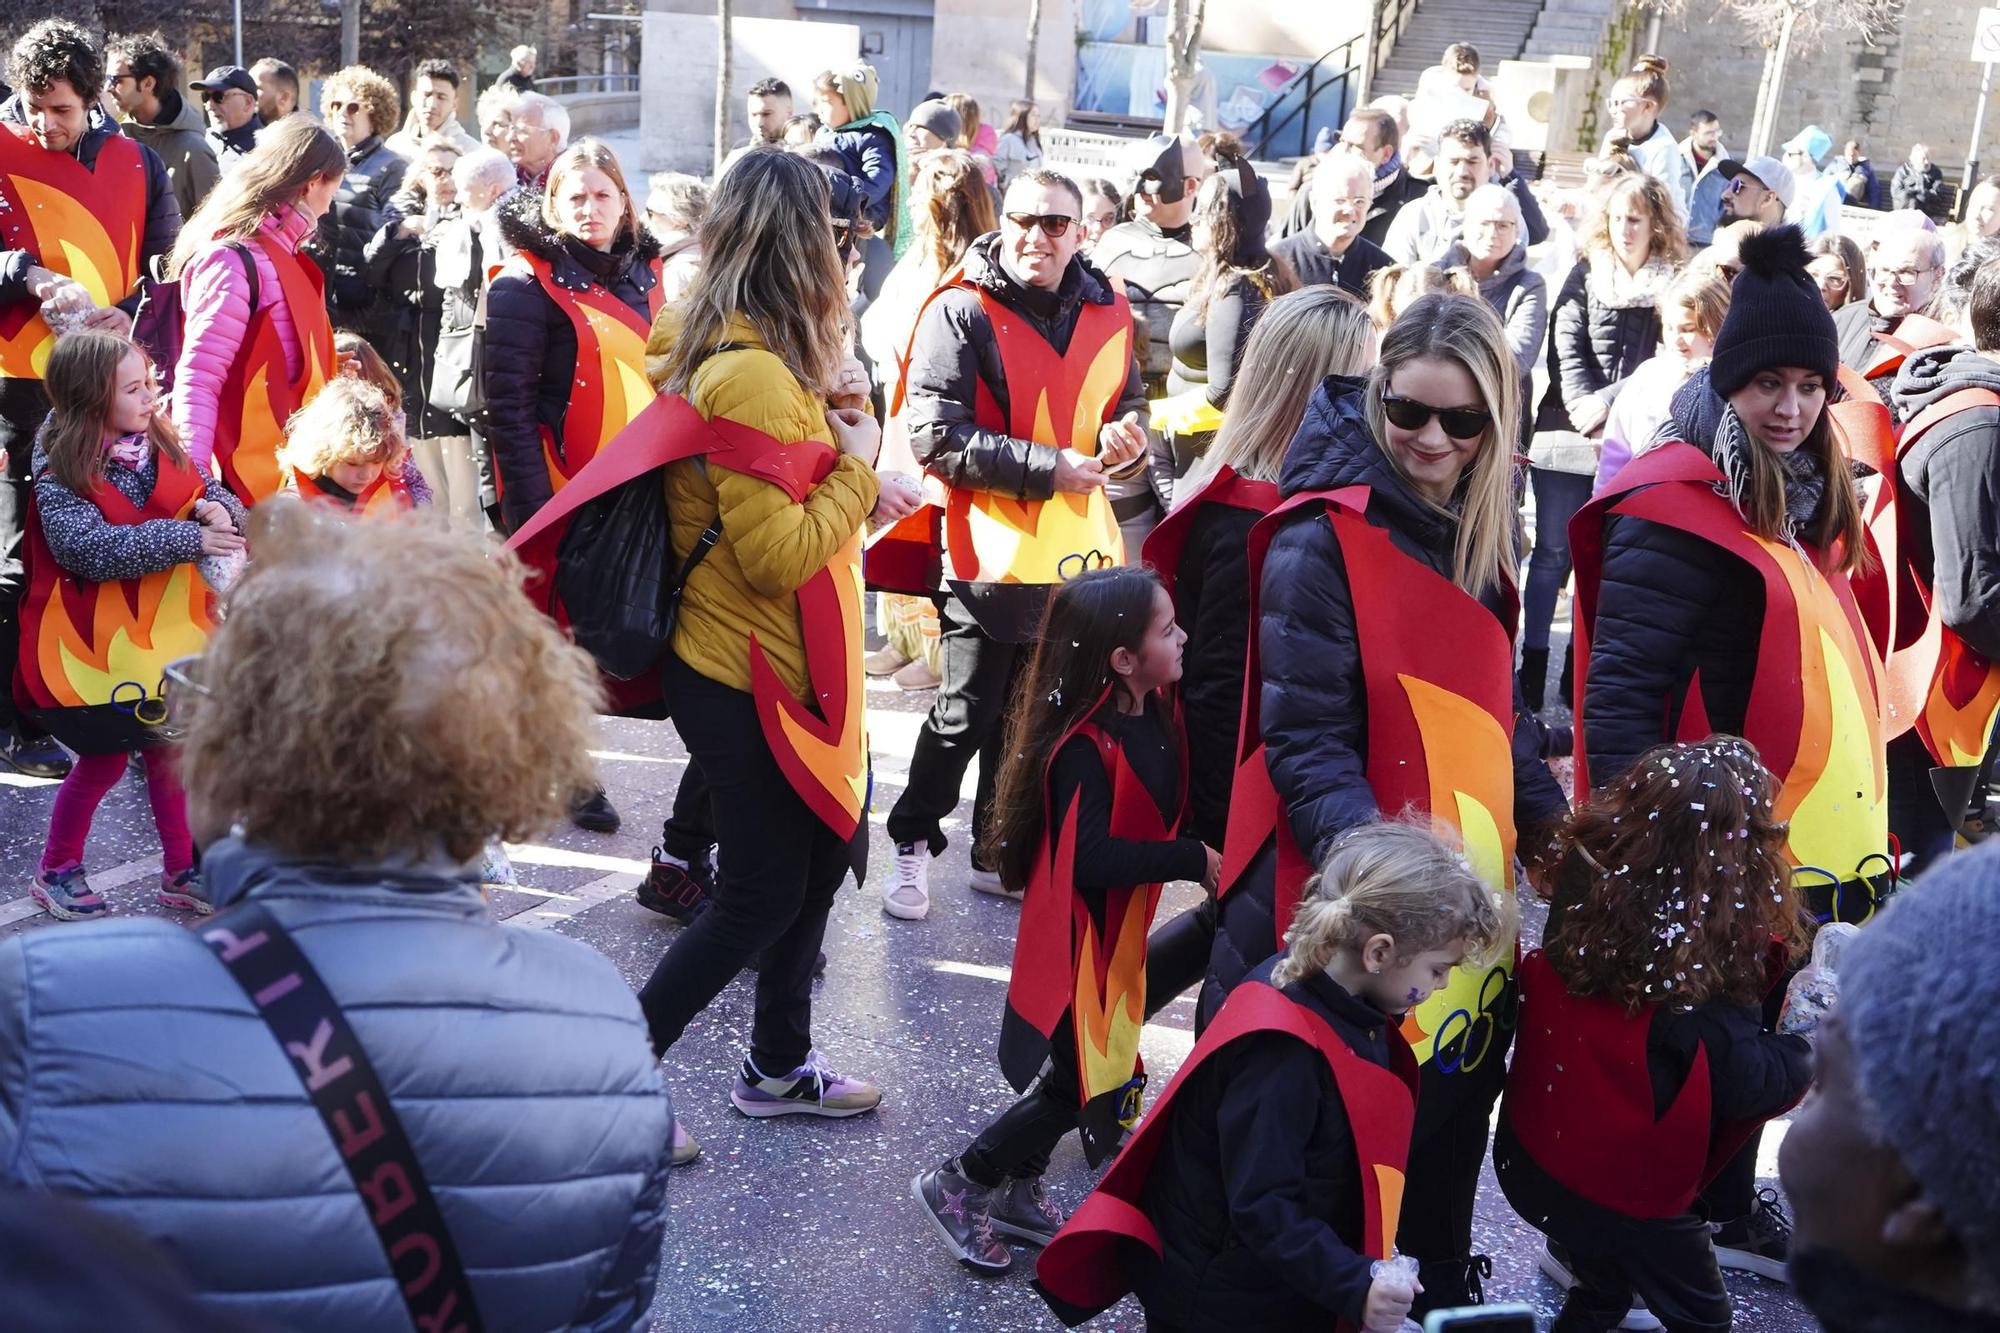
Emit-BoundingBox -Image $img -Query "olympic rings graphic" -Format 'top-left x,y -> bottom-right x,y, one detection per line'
1431,964 -> 1512,1074
1057,549 -> 1116,581
108,678 -> 173,729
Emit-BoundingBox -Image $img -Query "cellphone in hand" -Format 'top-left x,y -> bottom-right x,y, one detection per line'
1423,1305 -> 1536,1333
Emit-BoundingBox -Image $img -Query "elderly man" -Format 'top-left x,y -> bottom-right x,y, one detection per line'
1892,142 -> 1949,220
192,65 -> 261,166
104,32 -> 218,219
1779,844 -> 2000,1333
1270,151 -> 1391,297
506,91 -> 567,190
385,58 -> 478,157
1836,225 -> 1953,383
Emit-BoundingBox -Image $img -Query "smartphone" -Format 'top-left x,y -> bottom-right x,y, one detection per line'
1423,1305 -> 1537,1333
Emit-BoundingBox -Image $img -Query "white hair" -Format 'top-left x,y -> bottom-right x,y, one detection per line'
453,146 -> 516,198
1463,182 -> 1525,233
510,45 -> 536,64
1314,151 -> 1375,201
512,91 -> 569,147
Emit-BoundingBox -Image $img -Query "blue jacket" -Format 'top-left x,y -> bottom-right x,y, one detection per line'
0,837 -> 674,1333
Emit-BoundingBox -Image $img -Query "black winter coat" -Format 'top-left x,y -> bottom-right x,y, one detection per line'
818,121 -> 898,233
1134,960 -> 1398,1331
309,135 -> 408,326
1891,160 -> 1949,219
1579,373 -> 1826,786
1535,258 -> 1666,435
1205,378 -> 1565,1011
362,192 -> 463,439
1173,498 -> 1262,850
1890,346 -> 2000,662
482,190 -> 662,532
903,230 -> 1147,501
1359,167 -> 1429,249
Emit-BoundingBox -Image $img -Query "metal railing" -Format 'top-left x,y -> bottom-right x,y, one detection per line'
1374,0 -> 1423,82
1242,36 -> 1365,161
533,74 -> 640,96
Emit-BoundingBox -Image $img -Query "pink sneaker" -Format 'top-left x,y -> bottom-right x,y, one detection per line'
730,1051 -> 881,1118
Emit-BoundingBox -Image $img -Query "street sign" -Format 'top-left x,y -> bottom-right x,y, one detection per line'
1973,7 -> 2000,63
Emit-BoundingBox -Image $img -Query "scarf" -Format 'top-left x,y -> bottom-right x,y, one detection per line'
105,432 -> 148,472
1661,368 -> 1832,547
1371,152 -> 1404,201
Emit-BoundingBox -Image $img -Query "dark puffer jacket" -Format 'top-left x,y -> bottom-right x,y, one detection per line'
1206,377 -> 1565,1007
1172,497 -> 1264,850
1534,256 -> 1667,436
1889,346 -> 2000,662
1579,372 -> 1820,785
308,134 -> 408,329
1133,961 -> 1397,1331
482,190 -> 662,531
362,191 -> 463,439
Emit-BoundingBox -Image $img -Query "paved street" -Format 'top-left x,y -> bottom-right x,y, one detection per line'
0,668 -> 1819,1331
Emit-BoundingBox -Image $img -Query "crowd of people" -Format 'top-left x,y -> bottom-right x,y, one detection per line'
0,15 -> 1995,1333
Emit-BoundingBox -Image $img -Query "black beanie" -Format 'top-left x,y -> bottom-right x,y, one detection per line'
1709,224 -> 1840,398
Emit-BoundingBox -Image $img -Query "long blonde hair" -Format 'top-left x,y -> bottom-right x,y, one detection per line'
1271,820 -> 1507,988
41,331 -> 188,495
1184,287 -> 1376,488
659,148 -> 849,399
168,117 -> 345,278
1365,293 -> 1520,597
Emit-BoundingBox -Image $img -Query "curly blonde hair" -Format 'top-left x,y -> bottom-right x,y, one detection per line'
279,377 -> 407,480
1271,819 -> 1509,988
177,501 -> 604,863
322,64 -> 400,140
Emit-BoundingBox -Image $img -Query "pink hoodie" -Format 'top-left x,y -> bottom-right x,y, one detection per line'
171,204 -> 316,472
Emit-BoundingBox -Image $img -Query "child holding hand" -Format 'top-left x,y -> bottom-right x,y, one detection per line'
1036,820 -> 1506,1333
1497,737 -> 1813,1332
21,331 -> 245,919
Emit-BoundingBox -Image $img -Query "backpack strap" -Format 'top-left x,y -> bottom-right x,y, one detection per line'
200,901 -> 486,1332
226,240 -> 260,314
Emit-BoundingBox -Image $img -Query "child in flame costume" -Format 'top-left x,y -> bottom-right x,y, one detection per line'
278,376 -> 418,514
18,332 -> 244,921
1037,822 -> 1505,1333
1496,739 -> 1812,1331
1205,294 -> 1567,1312
913,567 -> 1220,1276
1572,226 -> 1887,1278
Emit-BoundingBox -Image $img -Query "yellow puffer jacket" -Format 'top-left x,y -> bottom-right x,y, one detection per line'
651,312 -> 879,701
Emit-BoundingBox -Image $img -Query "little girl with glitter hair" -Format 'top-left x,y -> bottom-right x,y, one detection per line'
1495,737 -> 1813,1331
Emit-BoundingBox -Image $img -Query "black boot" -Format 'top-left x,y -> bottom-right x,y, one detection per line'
1556,642 -> 1575,709
1519,647 -> 1549,710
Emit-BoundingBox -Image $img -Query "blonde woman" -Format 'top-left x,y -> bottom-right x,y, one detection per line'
859,148 -> 997,687
169,115 -> 346,502
316,64 -> 407,334
1208,292 -> 1568,1314
1138,288 -> 1376,1016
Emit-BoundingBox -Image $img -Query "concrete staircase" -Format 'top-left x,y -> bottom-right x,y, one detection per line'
1521,0 -> 1623,63
1374,0 -> 1547,99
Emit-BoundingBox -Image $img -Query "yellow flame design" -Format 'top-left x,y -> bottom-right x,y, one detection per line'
41,562 -> 211,709
1075,888 -> 1154,1101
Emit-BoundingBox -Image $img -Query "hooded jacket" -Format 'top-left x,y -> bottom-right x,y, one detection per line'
0,836 -> 675,1333
310,133 -> 409,321
1889,345 -> 2000,662
118,89 -> 219,222
1579,370 -> 1830,784
482,188 -> 662,531
902,230 -> 1148,501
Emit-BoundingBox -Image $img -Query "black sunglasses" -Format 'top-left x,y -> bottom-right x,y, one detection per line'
1381,390 -> 1491,440
1005,211 -> 1076,238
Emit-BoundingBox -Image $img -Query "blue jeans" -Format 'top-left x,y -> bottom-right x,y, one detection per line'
1523,466 -> 1595,652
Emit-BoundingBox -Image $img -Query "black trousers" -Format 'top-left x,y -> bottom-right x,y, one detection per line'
661,758 -> 715,863
886,593 -> 1024,856
1550,1210 -> 1734,1333
1144,897 -> 1218,1021
1887,729 -> 1958,878
958,1018 -> 1085,1186
0,377 -> 48,738
639,654 -> 847,1073
1402,1007 -> 1512,1311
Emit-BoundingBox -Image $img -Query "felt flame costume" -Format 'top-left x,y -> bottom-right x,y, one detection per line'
212,233 -> 334,504
512,253 -> 664,493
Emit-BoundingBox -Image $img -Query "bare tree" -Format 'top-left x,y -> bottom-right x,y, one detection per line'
712,0 -> 733,177
1023,0 -> 1042,102
1161,0 -> 1206,134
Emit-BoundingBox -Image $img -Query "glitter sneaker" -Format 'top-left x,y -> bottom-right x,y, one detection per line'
31,863 -> 106,921
157,866 -> 213,914
986,1174 -> 1064,1246
730,1051 -> 881,1118
912,1162 -> 1011,1272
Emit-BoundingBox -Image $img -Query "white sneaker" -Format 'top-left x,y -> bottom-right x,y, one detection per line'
969,862 -> 1022,901
882,843 -> 931,920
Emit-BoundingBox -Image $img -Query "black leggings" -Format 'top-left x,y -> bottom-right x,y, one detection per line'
638,655 -> 848,1074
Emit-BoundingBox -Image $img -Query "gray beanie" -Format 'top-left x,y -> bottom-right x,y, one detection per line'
906,98 -> 962,146
1841,844 -> 2000,1259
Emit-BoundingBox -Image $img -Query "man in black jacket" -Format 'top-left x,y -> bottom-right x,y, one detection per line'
192,65 -> 262,167
1340,107 -> 1429,250
1890,142 -> 1950,220
0,20 -> 180,779
880,170 -> 1149,922
1271,152 -> 1392,298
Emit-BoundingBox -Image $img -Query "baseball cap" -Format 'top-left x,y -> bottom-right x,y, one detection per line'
1719,155 -> 1795,208
190,66 -> 257,97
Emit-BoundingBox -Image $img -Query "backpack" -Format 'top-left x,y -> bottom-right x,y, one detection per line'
132,242 -> 258,394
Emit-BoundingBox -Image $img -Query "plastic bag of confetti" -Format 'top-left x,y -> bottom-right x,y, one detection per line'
1777,921 -> 1860,1036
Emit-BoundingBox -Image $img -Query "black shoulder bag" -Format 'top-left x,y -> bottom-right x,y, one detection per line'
200,902 -> 486,1333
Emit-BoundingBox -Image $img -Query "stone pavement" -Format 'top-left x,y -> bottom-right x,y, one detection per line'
0,673 -> 1821,1332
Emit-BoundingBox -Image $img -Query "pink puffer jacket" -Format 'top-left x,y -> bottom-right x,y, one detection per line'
171,204 -> 315,472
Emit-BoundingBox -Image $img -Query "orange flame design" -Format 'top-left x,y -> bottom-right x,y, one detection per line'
35,543 -> 213,711
1074,886 -> 1159,1102
1922,639 -> 2000,767
0,142 -> 146,378
758,535 -> 869,833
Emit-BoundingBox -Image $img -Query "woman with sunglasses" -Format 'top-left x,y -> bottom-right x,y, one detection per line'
1571,226 -> 1889,1281
1600,55 -> 1690,217
1206,293 -> 1567,1314
314,65 -> 408,338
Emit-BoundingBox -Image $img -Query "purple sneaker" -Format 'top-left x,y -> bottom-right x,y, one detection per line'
157,866 -> 213,914
31,863 -> 106,921
730,1050 -> 881,1118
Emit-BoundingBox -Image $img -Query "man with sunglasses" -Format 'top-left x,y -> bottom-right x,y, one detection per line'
875,169 -> 1150,922
1717,154 -> 1792,229
190,65 -> 261,167
105,32 -> 218,220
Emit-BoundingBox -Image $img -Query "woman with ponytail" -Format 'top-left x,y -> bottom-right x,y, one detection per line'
1036,820 -> 1504,1333
1602,56 -> 1692,217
